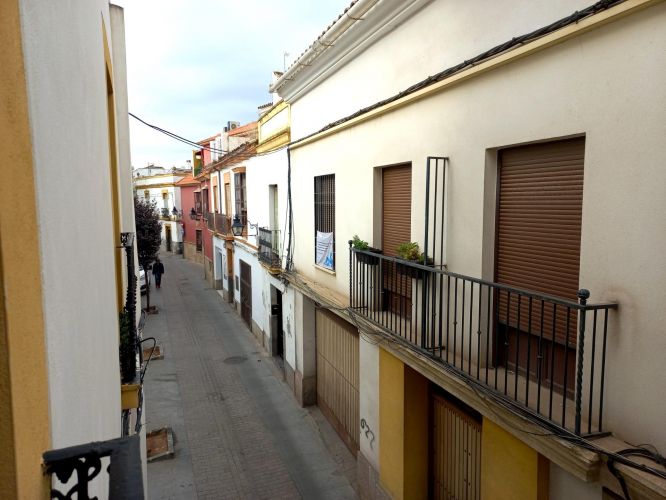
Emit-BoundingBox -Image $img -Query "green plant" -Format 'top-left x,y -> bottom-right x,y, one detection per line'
396,242 -> 422,261
351,235 -> 370,251
119,309 -> 136,384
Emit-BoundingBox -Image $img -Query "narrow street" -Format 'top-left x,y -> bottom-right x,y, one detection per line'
142,254 -> 358,500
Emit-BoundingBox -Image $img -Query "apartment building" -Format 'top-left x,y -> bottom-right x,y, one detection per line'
269,0 -> 666,498
1,2 -> 145,497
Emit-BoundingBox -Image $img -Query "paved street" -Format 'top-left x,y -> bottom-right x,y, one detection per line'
142,254 -> 358,500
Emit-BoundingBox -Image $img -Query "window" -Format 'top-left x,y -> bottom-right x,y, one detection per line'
196,230 -> 202,252
144,190 -> 149,200
162,192 -> 169,209
314,174 -> 335,270
235,173 -> 247,225
194,192 -> 202,213
202,189 -> 209,214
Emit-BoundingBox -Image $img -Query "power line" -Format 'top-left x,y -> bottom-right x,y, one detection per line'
128,112 -> 228,154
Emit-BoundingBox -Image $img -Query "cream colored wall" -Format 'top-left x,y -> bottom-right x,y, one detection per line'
288,0 -> 590,140
289,4 -> 666,450
359,340 -> 379,468
19,0 -> 126,454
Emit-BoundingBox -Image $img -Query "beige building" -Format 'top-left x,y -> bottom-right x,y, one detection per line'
271,0 -> 666,498
1,1 -> 145,498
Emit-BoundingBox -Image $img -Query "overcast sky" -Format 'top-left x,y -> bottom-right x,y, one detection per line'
114,0 -> 349,169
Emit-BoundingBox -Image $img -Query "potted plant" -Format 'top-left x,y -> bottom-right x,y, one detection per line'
395,242 -> 433,279
351,235 -> 382,265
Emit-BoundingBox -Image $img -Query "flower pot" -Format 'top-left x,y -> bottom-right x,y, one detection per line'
356,247 -> 382,265
395,258 -> 432,280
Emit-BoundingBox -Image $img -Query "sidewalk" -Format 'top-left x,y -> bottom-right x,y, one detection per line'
142,254 -> 358,499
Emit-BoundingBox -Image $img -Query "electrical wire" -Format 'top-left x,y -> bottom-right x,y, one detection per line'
129,112 -> 228,154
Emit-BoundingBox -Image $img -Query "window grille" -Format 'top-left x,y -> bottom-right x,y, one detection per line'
314,174 -> 335,269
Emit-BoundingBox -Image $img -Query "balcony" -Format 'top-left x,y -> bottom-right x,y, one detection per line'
258,227 -> 281,271
214,213 -> 232,237
160,208 -> 182,221
349,246 -> 617,436
43,434 -> 144,499
205,212 -> 215,231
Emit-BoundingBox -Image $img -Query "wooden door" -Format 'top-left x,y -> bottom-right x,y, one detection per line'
224,183 -> 231,216
430,394 -> 481,500
240,260 -> 251,327
495,138 -> 585,393
316,309 -> 360,455
382,165 -> 412,315
165,225 -> 172,252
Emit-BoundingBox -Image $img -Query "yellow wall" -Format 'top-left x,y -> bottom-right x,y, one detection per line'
0,1 -> 51,497
481,418 -> 549,500
379,348 -> 428,499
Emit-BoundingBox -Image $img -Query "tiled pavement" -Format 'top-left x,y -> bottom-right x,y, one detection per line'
143,254 -> 358,500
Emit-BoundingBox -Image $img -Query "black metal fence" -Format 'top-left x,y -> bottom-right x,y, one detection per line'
258,227 -> 281,269
43,434 -> 144,500
214,213 -> 231,235
206,212 -> 215,231
349,245 -> 617,436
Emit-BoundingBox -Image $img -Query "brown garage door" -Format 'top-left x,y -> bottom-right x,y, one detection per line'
496,137 -> 585,392
382,164 -> 412,315
316,308 -> 359,454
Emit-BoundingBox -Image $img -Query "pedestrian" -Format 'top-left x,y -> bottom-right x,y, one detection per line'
152,257 -> 165,289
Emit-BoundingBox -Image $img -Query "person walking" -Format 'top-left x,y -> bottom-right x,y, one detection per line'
152,257 -> 165,289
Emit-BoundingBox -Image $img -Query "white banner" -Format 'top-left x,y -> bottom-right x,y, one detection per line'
316,231 -> 334,269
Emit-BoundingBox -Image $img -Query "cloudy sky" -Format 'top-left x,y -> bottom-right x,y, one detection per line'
114,0 -> 350,169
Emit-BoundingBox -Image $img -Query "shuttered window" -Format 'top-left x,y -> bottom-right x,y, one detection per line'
495,138 -> 584,393
382,165 -> 412,315
314,174 -> 335,269
496,138 -> 585,345
235,173 -> 247,224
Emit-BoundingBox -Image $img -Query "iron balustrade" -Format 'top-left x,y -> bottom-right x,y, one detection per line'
258,227 -> 281,268
205,212 -> 215,231
349,245 -> 617,436
43,434 -> 144,500
214,213 -> 232,235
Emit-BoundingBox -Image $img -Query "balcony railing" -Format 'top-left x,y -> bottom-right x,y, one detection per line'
349,245 -> 617,436
43,434 -> 144,499
214,213 -> 232,236
258,227 -> 281,269
206,212 -> 215,231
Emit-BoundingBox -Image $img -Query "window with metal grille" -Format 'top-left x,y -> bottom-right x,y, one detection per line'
314,174 -> 335,270
202,188 -> 209,215
234,173 -> 247,225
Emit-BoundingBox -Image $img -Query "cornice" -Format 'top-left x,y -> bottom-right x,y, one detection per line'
273,0 -> 432,103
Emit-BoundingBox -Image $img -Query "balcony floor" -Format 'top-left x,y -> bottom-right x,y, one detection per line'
353,307 -> 601,436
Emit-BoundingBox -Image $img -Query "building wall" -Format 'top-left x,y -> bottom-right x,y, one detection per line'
178,184 -> 199,253
288,4 -> 666,450
288,0 -> 591,140
19,0 -> 125,456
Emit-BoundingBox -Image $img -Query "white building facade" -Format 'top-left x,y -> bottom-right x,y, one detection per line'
270,1 -> 666,499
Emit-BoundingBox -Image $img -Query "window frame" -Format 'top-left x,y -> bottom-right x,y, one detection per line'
314,174 -> 336,271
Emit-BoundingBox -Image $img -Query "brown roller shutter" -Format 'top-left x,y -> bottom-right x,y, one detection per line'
496,138 -> 584,394
382,165 -> 412,314
496,138 -> 584,303
382,165 -> 412,256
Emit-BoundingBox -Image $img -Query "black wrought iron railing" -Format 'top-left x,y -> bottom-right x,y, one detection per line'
258,227 -> 281,269
43,434 -> 144,500
206,212 -> 215,231
349,245 -> 617,436
214,213 -> 232,235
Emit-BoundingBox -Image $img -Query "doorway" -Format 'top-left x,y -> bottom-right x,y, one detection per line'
382,164 -> 412,315
494,138 -> 585,394
239,260 -> 252,328
270,286 -> 284,361
165,224 -> 172,252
